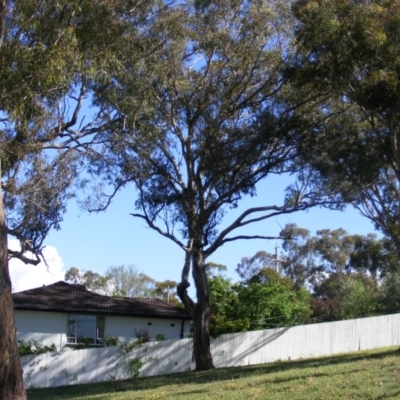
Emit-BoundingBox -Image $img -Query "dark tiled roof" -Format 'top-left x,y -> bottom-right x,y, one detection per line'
13,281 -> 191,320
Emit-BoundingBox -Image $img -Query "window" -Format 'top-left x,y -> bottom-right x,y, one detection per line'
67,314 -> 105,346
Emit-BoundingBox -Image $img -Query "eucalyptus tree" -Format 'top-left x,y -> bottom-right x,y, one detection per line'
151,279 -> 181,306
205,262 -> 228,278
381,270 -> 400,314
0,1 -> 163,397
64,267 -> 111,294
249,224 -> 396,290
349,234 -> 399,283
291,0 -> 400,258
236,251 -> 277,281
279,223 -> 318,288
106,265 -> 155,298
87,0 -> 330,370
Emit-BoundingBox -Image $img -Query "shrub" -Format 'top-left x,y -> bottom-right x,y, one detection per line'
127,358 -> 143,378
18,340 -> 56,356
135,328 -> 150,343
104,336 -> 121,347
121,329 -> 151,353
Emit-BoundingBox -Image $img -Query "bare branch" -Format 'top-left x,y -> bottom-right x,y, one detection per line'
130,213 -> 189,251
218,235 -> 284,244
86,179 -> 131,213
205,199 -> 337,256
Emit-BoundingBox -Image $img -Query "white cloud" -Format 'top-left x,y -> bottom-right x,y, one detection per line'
8,240 -> 66,293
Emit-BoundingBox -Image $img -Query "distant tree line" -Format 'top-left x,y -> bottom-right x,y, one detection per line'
207,223 -> 400,336
64,265 -> 181,307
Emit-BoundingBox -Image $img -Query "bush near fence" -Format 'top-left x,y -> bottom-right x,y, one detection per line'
21,313 -> 400,388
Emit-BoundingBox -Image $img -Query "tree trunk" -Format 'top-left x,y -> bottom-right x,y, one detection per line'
0,184 -> 26,399
192,303 -> 215,370
191,247 -> 215,370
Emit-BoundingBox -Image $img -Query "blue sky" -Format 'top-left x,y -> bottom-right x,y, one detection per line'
9,170 -> 377,293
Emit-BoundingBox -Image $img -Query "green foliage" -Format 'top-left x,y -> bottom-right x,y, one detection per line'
64,267 -> 110,294
73,337 -> 96,350
313,229 -> 358,275
236,280 -> 311,330
65,266 -> 181,304
121,342 -> 140,353
380,270 -> 400,314
135,329 -> 150,343
339,278 -> 380,320
121,329 -> 151,353
248,268 -> 294,289
1,0 -> 159,262
236,251 -> 276,282
205,262 -> 228,279
209,276 -> 250,337
279,223 -> 316,288
127,358 -> 143,378
151,280 -> 181,306
314,273 -> 380,320
106,265 -> 155,298
209,269 -> 311,336
210,315 -> 251,338
291,0 -> 400,257
310,298 -> 340,323
18,341 -> 56,356
112,289 -> 128,297
104,336 -> 121,347
155,334 -> 166,341
277,223 -> 398,292
350,235 -> 398,283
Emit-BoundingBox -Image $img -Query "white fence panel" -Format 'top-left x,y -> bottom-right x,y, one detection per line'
21,313 -> 400,388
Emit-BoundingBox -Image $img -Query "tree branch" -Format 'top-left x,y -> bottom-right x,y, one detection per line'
205,199 -> 336,256
177,245 -> 196,314
130,212 -> 189,251
8,249 -> 41,266
218,235 -> 284,244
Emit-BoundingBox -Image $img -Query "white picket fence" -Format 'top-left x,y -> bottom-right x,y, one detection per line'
21,313 -> 400,388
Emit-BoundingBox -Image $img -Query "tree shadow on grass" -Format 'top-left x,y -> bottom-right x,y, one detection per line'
27,347 -> 400,400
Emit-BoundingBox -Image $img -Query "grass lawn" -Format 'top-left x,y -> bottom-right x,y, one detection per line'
27,347 -> 400,400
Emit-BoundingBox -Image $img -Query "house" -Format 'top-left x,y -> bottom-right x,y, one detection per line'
13,281 -> 191,351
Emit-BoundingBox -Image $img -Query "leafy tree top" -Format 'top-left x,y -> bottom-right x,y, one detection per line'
87,0 -> 329,260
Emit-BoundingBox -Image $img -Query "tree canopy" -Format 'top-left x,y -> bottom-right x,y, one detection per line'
209,267 -> 311,336
64,265 -> 180,304
291,0 -> 400,257
240,224 -> 398,321
0,1 -> 167,396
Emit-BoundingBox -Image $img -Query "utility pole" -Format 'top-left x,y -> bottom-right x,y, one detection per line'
274,243 -> 281,273
166,285 -> 170,303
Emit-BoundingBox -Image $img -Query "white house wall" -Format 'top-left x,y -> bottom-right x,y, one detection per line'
15,310 -> 66,351
14,310 -> 190,351
104,315 -> 190,342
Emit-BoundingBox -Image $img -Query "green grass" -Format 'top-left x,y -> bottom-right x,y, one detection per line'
27,347 -> 400,400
